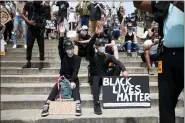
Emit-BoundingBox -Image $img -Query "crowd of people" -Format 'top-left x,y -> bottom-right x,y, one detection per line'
0,1 -> 184,123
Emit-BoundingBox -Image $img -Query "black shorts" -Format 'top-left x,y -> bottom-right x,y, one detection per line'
141,52 -> 158,62
105,46 -> 114,55
78,45 -> 88,57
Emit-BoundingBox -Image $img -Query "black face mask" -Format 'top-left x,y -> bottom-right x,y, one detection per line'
33,1 -> 42,8
104,29 -> 109,35
127,26 -> 132,31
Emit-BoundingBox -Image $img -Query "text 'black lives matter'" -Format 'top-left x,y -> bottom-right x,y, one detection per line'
45,20 -> 57,30
102,76 -> 151,109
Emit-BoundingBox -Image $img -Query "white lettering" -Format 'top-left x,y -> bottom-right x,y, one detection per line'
125,78 -> 131,86
103,78 -> 109,86
135,85 -> 141,94
113,86 -> 117,94
128,85 -> 134,95
117,93 -> 123,101
140,93 -> 144,101
123,93 -> 129,101
144,93 -> 150,101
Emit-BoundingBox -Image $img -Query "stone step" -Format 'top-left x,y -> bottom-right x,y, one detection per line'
1,108 -> 183,123
2,52 -> 141,57
1,74 -> 158,83
1,56 -> 143,62
5,44 -> 144,50
7,40 -> 144,45
1,67 -> 157,75
0,61 -> 148,68
1,82 -> 159,95
1,93 -> 183,110
3,51 -> 140,58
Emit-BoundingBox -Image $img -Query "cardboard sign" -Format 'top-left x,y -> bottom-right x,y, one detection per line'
0,39 -> 5,55
45,20 -> 57,30
0,7 -> 11,25
49,100 -> 75,115
67,31 -> 76,38
102,76 -> 151,109
16,2 -> 25,12
136,26 -> 144,38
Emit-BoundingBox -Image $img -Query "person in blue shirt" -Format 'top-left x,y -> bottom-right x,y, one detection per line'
134,1 -> 184,123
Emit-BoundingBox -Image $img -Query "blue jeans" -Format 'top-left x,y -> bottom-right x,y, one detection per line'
112,29 -> 120,40
132,26 -> 137,32
78,16 -> 89,26
123,41 -> 140,52
13,16 -> 27,45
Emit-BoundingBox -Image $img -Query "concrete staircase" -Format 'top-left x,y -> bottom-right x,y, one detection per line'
1,40 -> 184,123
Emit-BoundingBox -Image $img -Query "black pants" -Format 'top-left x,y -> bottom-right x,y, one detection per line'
158,46 -> 184,123
91,65 -> 121,103
4,20 -> 13,41
26,28 -> 45,61
58,37 -> 64,60
47,81 -> 81,101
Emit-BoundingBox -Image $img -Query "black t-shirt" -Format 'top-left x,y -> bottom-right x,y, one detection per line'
43,5 -> 51,20
88,3 -> 104,21
60,54 -> 81,83
125,32 -> 134,42
87,34 -> 126,76
56,1 -> 69,18
23,2 -> 48,29
99,33 -> 112,44
76,34 -> 91,48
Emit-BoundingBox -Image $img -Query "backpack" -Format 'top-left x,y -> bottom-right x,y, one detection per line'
77,2 -> 90,16
56,76 -> 72,99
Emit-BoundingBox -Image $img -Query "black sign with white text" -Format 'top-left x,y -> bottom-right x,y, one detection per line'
45,20 -> 57,29
102,76 -> 151,109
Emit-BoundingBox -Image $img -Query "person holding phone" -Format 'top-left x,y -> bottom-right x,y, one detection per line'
141,32 -> 160,75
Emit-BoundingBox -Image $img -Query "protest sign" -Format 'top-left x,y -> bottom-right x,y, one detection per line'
0,39 -> 5,55
102,76 -> 150,109
0,7 -> 11,25
16,2 -> 25,12
45,20 -> 57,30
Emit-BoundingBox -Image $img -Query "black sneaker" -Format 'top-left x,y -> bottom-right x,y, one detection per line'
39,61 -> 44,70
75,103 -> 82,116
22,62 -> 31,68
94,101 -> 102,115
137,52 -> 141,57
41,104 -> 49,117
127,52 -> 132,57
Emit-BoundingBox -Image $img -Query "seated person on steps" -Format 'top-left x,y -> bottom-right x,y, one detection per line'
98,24 -> 119,59
122,22 -> 140,57
74,25 -> 91,58
41,39 -> 82,117
141,32 -> 160,75
86,30 -> 129,115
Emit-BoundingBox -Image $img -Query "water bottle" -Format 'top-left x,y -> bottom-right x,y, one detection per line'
152,61 -> 155,68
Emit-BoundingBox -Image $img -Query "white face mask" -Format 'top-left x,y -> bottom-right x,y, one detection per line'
98,46 -> 105,53
66,49 -> 74,56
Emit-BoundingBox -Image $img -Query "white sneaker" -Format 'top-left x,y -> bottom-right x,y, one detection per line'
24,45 -> 27,49
4,40 -> 7,45
12,45 -> 17,48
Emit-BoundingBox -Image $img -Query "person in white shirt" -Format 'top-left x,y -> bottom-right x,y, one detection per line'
142,36 -> 159,75
12,1 -> 27,49
68,7 -> 76,30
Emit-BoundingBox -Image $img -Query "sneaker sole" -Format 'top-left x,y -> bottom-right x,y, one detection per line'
75,112 -> 82,116
94,112 -> 102,115
41,112 -> 49,117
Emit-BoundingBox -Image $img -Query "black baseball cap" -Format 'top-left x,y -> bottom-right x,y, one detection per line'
95,38 -> 107,46
64,39 -> 74,50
